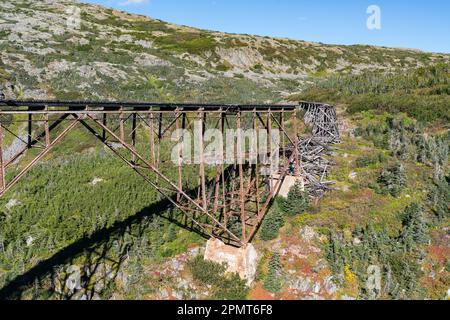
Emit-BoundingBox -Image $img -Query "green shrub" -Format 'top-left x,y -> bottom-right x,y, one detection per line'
155,33 -> 217,54
251,64 -> 264,73
0,66 -> 10,82
216,63 -> 232,72
213,272 -> 249,300
188,255 -> 226,285
355,153 -> 387,168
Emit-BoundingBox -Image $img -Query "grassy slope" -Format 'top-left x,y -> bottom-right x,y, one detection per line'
289,62 -> 450,123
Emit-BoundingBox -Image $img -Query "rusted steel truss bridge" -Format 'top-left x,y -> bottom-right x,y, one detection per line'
0,100 -> 339,247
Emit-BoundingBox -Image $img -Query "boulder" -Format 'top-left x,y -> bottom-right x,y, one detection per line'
348,172 -> 358,180
300,226 -> 317,242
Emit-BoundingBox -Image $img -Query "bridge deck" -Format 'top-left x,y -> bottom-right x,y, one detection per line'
0,100 -> 298,113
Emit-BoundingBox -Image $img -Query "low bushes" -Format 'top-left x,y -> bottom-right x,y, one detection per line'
187,255 -> 249,300
325,202 -> 429,299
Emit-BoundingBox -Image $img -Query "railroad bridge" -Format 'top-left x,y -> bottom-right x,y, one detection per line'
0,100 -> 339,250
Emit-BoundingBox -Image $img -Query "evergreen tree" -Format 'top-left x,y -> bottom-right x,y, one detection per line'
428,176 -> 450,221
279,182 -> 310,216
400,203 -> 429,248
260,200 -> 284,241
165,223 -> 178,242
264,252 -> 283,293
325,233 -> 346,277
377,162 -> 406,197
416,135 -> 428,163
325,209 -> 428,299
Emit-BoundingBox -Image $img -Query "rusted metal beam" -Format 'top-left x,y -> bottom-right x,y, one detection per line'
119,107 -> 125,142
0,100 -> 297,112
77,118 -> 217,241
294,118 -> 301,176
102,113 -> 107,141
247,151 -> 296,243
131,112 -> 137,164
27,113 -> 32,148
44,107 -> 50,147
267,111 -> 273,194
236,111 -> 247,243
148,112 -> 155,166
198,110 -> 207,211
220,112 -> 228,229
0,124 -> 5,192
176,109 -> 182,202
253,111 -> 261,222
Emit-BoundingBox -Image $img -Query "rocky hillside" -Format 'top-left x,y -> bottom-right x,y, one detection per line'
0,0 -> 449,102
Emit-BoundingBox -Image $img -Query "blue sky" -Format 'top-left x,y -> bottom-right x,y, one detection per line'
83,0 -> 450,53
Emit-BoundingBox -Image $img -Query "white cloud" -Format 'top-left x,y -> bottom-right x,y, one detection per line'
119,0 -> 149,6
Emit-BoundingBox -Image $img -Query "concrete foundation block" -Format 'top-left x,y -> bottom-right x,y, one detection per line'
271,174 -> 304,198
204,238 -> 258,285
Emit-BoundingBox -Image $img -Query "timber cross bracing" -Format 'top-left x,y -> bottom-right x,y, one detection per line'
0,100 -> 339,247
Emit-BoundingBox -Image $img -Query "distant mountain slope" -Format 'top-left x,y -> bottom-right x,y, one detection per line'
0,0 -> 449,102
289,62 -> 450,123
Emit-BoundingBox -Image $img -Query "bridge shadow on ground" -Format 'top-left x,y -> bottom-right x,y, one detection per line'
0,158 -> 250,300
0,196 -> 211,300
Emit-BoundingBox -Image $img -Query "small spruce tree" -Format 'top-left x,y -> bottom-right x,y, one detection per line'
264,252 -> 283,293
260,200 -> 284,241
377,162 -> 406,197
400,203 -> 429,248
428,177 -> 450,221
280,182 -> 310,216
